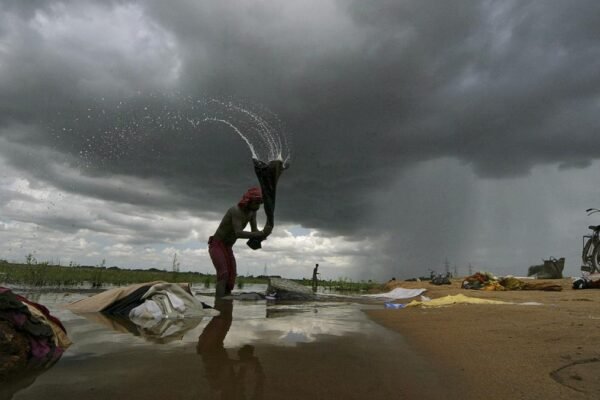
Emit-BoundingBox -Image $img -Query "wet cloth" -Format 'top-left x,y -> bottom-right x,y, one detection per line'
16,294 -> 67,334
573,277 -> 600,289
498,277 -> 528,290
462,272 -> 498,290
463,273 -> 563,291
25,304 -> 72,350
1,320 -> 30,376
209,236 -> 237,292
247,159 -> 286,250
0,289 -> 54,339
0,287 -> 69,372
251,160 -> 284,227
499,277 -> 562,291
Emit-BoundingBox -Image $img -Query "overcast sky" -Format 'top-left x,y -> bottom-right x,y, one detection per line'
1,0 -> 600,280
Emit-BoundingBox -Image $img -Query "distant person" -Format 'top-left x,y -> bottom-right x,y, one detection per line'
312,264 -> 319,292
208,187 -> 272,297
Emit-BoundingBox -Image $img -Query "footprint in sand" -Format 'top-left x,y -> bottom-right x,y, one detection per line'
550,358 -> 600,395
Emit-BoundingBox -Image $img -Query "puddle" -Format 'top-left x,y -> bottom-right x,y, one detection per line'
5,289 -> 451,400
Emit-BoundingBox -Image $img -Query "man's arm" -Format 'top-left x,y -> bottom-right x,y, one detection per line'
249,212 -> 273,236
250,212 -> 259,232
232,211 -> 266,240
262,223 -> 273,236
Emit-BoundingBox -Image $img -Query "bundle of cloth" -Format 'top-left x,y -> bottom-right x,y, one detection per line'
246,159 -> 286,250
462,272 -> 562,291
0,287 -> 71,380
572,276 -> 600,289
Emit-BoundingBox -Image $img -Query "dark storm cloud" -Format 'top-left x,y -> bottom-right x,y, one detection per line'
2,0 -> 600,275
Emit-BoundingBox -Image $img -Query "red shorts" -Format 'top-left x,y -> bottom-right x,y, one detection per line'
208,236 -> 237,292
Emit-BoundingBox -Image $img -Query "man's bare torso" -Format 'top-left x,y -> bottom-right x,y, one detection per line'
213,206 -> 256,246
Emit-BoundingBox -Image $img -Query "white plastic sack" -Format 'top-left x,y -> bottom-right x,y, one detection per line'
129,282 -> 216,321
129,299 -> 163,320
363,287 -> 427,300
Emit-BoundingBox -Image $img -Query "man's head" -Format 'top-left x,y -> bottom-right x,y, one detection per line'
238,187 -> 263,211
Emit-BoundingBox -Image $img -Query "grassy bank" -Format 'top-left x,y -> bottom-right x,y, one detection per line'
296,277 -> 381,293
0,261 -> 256,288
0,261 -> 382,292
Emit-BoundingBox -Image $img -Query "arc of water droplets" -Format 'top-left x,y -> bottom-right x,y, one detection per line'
202,117 -> 258,159
224,102 -> 282,160
206,99 -> 287,162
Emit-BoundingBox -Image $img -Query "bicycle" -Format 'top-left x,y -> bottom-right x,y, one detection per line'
581,208 -> 600,273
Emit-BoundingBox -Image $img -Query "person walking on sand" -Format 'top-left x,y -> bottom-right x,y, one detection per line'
208,187 -> 272,297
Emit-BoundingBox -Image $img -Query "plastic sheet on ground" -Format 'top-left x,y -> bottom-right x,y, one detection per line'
363,287 -> 427,300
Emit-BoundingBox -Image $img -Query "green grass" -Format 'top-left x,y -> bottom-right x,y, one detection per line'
0,261 -> 252,288
0,260 -> 382,292
297,277 -> 381,293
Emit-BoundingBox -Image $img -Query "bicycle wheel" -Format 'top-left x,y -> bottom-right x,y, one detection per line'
592,243 -> 600,273
582,237 -> 595,266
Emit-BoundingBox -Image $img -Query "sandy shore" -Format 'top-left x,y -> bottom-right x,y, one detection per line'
366,278 -> 600,399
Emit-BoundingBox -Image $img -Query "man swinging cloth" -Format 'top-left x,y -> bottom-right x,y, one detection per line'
208,187 -> 272,297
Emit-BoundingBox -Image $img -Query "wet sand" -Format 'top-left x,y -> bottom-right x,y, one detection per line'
366,278 -> 600,399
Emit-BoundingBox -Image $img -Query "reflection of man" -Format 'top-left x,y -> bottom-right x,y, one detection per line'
197,300 -> 265,400
236,344 -> 265,400
208,187 -> 273,297
197,299 -> 235,398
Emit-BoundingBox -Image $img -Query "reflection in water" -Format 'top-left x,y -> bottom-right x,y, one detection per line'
0,368 -> 55,400
4,293 -> 453,400
77,312 -> 205,344
197,299 -> 265,400
0,322 -> 63,400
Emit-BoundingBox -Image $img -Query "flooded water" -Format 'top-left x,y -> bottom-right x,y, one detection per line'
4,288 -> 449,400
